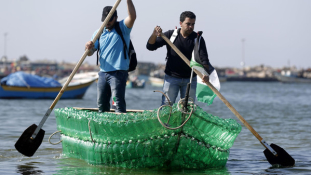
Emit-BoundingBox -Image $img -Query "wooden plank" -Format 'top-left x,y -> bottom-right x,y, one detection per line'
73,107 -> 153,113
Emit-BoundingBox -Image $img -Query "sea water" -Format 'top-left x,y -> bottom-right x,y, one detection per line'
0,81 -> 310,174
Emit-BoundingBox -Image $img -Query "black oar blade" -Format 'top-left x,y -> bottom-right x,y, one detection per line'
14,124 -> 45,157
263,143 -> 295,167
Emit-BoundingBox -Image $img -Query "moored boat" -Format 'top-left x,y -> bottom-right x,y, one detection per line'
58,71 -> 99,85
149,76 -> 164,87
275,73 -> 311,83
54,104 -> 242,169
126,79 -> 145,88
218,76 -> 227,82
0,71 -> 96,99
149,69 -> 165,87
126,74 -> 145,88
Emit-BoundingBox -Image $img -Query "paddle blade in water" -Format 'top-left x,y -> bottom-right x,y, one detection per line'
14,124 -> 45,157
263,143 -> 295,167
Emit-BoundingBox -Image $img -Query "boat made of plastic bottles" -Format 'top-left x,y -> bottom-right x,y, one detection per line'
54,104 -> 241,169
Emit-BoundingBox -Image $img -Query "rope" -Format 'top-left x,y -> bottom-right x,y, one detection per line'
157,104 -> 194,130
48,131 -> 62,145
153,90 -> 171,106
154,90 -> 196,130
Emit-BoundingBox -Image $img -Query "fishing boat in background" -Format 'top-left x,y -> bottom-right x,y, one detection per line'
149,76 -> 164,87
58,71 -> 98,85
0,71 -> 96,99
149,69 -> 165,87
218,76 -> 227,82
126,74 -> 145,88
274,71 -> 311,83
54,104 -> 242,169
126,80 -> 145,88
148,76 -> 226,86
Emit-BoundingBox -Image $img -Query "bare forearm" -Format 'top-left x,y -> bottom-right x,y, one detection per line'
148,26 -> 162,44
148,34 -> 157,44
127,0 -> 136,20
124,0 -> 136,28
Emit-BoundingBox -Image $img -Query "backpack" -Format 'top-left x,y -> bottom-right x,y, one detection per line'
97,22 -> 137,72
166,28 -> 180,61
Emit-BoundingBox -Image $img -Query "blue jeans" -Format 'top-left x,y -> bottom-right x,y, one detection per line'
97,71 -> 128,113
161,74 -> 197,106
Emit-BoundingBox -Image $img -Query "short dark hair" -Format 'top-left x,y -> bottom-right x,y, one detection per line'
180,11 -> 196,22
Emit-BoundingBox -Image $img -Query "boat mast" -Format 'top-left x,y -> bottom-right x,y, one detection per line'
241,38 -> 245,76
1,33 -> 8,70
3,33 -> 7,58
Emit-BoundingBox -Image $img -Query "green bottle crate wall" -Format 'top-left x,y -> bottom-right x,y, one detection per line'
54,105 -> 241,169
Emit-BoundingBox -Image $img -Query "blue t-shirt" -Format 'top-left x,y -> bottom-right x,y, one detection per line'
92,20 -> 132,72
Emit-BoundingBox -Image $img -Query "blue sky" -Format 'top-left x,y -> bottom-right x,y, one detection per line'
1,0 -> 310,68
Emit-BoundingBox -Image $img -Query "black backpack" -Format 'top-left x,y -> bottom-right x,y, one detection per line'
97,22 -> 137,72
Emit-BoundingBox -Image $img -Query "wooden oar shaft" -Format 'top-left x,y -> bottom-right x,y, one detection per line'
32,0 -> 122,139
160,33 -> 264,142
50,51 -> 89,109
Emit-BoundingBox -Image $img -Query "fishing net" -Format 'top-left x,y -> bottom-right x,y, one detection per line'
54,104 -> 241,169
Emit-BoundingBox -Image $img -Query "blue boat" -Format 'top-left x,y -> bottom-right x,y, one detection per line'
126,79 -> 145,88
0,72 -> 96,99
126,75 -> 146,88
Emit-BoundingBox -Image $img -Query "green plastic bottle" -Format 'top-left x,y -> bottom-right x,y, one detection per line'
113,142 -> 121,165
143,140 -> 154,167
94,143 -> 102,164
120,141 -> 128,161
166,134 -> 177,160
153,136 -> 163,157
127,140 -> 135,160
107,142 -> 114,165
135,140 -> 145,167
102,143 -> 108,165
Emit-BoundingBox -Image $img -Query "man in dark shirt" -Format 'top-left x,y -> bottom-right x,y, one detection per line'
147,11 -> 210,106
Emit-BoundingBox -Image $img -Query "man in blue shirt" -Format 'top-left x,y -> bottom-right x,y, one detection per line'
85,0 -> 136,113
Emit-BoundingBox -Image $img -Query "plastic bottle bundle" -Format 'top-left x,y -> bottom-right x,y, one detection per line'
118,115 -> 132,141
55,104 -> 242,169
141,111 -> 160,139
183,108 -> 242,150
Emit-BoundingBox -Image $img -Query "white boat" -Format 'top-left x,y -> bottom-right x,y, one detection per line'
58,72 -> 98,86
149,76 -> 164,87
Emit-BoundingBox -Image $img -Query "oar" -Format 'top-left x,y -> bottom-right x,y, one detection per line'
160,32 -> 295,166
14,0 -> 122,157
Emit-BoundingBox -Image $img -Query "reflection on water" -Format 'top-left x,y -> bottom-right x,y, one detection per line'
54,158 -> 230,175
16,163 -> 44,175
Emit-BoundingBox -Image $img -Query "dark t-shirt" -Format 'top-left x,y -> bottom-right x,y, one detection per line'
146,29 -> 209,78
